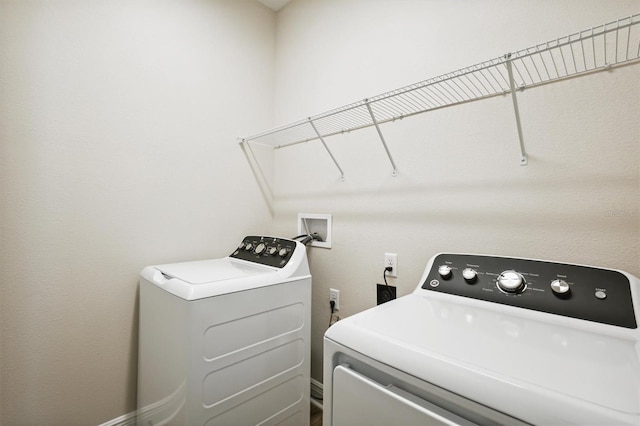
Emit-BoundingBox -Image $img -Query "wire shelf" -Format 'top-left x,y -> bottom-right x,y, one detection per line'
240,14 -> 640,151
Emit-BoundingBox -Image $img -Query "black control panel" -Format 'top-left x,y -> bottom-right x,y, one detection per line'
229,236 -> 298,268
421,254 -> 637,328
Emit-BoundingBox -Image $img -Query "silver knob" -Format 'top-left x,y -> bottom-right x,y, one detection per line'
497,270 -> 526,294
244,243 -> 253,251
267,246 -> 277,256
550,279 -> 570,297
462,268 -> 477,283
438,265 -> 452,279
255,243 -> 266,255
278,248 -> 288,257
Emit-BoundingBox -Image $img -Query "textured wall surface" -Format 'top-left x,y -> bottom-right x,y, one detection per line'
0,1 -> 275,424
270,0 -> 640,382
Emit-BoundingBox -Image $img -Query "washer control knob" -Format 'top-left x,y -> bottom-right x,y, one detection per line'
255,243 -> 266,255
438,265 -> 452,279
278,248 -> 289,257
267,246 -> 278,256
550,279 -> 571,297
244,243 -> 253,251
497,270 -> 526,294
462,268 -> 478,283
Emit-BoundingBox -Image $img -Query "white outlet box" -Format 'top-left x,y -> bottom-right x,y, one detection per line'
384,253 -> 398,277
329,288 -> 340,311
298,213 -> 332,248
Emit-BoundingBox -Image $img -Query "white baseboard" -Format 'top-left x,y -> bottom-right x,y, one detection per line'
98,410 -> 137,426
100,379 -> 324,425
311,377 -> 323,410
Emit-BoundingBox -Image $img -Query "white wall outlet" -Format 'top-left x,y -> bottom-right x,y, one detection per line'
384,253 -> 398,277
329,288 -> 340,311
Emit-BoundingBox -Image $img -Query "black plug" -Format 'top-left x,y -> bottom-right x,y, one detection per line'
330,300 -> 336,313
384,266 -> 392,273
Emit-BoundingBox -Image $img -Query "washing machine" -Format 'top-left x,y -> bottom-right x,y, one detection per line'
324,253 -> 640,425
137,236 -> 311,426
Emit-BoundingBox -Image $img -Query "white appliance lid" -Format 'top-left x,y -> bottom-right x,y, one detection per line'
154,258 -> 272,284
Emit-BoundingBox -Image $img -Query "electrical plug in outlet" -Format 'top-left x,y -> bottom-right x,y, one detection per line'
329,288 -> 340,311
384,253 -> 397,277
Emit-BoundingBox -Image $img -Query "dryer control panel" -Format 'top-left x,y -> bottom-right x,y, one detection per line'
421,253 -> 637,328
230,236 -> 298,268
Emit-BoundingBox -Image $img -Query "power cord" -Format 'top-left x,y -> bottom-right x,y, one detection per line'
383,266 -> 392,286
293,233 -> 324,245
328,300 -> 340,326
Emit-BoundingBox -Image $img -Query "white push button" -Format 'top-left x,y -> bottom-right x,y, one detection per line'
595,290 -> 607,300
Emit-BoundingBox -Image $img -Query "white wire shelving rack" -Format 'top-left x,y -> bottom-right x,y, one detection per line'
239,14 -> 640,180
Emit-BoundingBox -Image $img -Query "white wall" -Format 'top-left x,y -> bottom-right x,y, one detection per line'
0,0 -> 275,424
271,0 -> 640,382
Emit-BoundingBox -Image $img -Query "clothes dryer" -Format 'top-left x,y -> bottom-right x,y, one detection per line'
324,253 -> 640,425
137,236 -> 311,426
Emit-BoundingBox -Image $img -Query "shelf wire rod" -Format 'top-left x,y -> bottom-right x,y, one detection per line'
437,79 -> 465,103
625,23 -> 631,61
505,55 -> 528,166
448,75 -> 474,98
456,72 -> 482,97
471,68 -> 493,94
441,79 -> 468,102
423,85 -> 448,106
308,119 -> 345,181
578,36 -> 588,72
534,51 -> 552,81
365,100 -> 397,176
374,99 -> 405,118
615,20 -> 620,63
461,73 -> 486,97
603,25 -> 608,66
396,90 -> 426,112
568,40 -> 578,74
514,56 -> 534,85
547,44 -> 561,78
478,68 -> 502,94
485,66 -> 508,92
558,39 -> 570,76
406,88 -> 439,111
430,83 -> 456,105
523,53 -> 543,84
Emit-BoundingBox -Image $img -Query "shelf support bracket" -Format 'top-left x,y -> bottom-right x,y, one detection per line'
309,119 -> 345,181
365,100 -> 398,176
505,54 -> 529,166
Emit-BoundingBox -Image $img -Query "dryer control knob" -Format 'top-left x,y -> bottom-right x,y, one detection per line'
462,268 -> 478,283
497,270 -> 526,294
267,246 -> 278,256
550,279 -> 571,297
244,243 -> 253,251
255,243 -> 266,255
278,248 -> 289,257
438,265 -> 452,279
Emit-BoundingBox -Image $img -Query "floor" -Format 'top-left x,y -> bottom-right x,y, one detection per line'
310,402 -> 322,426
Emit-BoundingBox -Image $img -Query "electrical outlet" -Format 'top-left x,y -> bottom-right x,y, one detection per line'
384,253 -> 398,277
329,288 -> 340,311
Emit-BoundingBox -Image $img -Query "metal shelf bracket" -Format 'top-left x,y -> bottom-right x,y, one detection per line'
365,100 -> 398,176
505,54 -> 529,166
309,118 -> 345,181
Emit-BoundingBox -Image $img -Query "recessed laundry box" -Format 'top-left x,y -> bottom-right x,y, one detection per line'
137,236 -> 311,426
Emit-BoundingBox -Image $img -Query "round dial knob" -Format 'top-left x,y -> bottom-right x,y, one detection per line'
278,248 -> 288,257
550,279 -> 570,297
438,265 -> 452,279
255,243 -> 266,255
497,270 -> 526,294
462,268 -> 478,283
244,243 -> 253,251
267,246 -> 277,256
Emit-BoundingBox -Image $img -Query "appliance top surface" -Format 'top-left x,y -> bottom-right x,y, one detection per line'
154,257 -> 271,284
141,236 -> 310,300
325,253 -> 640,419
